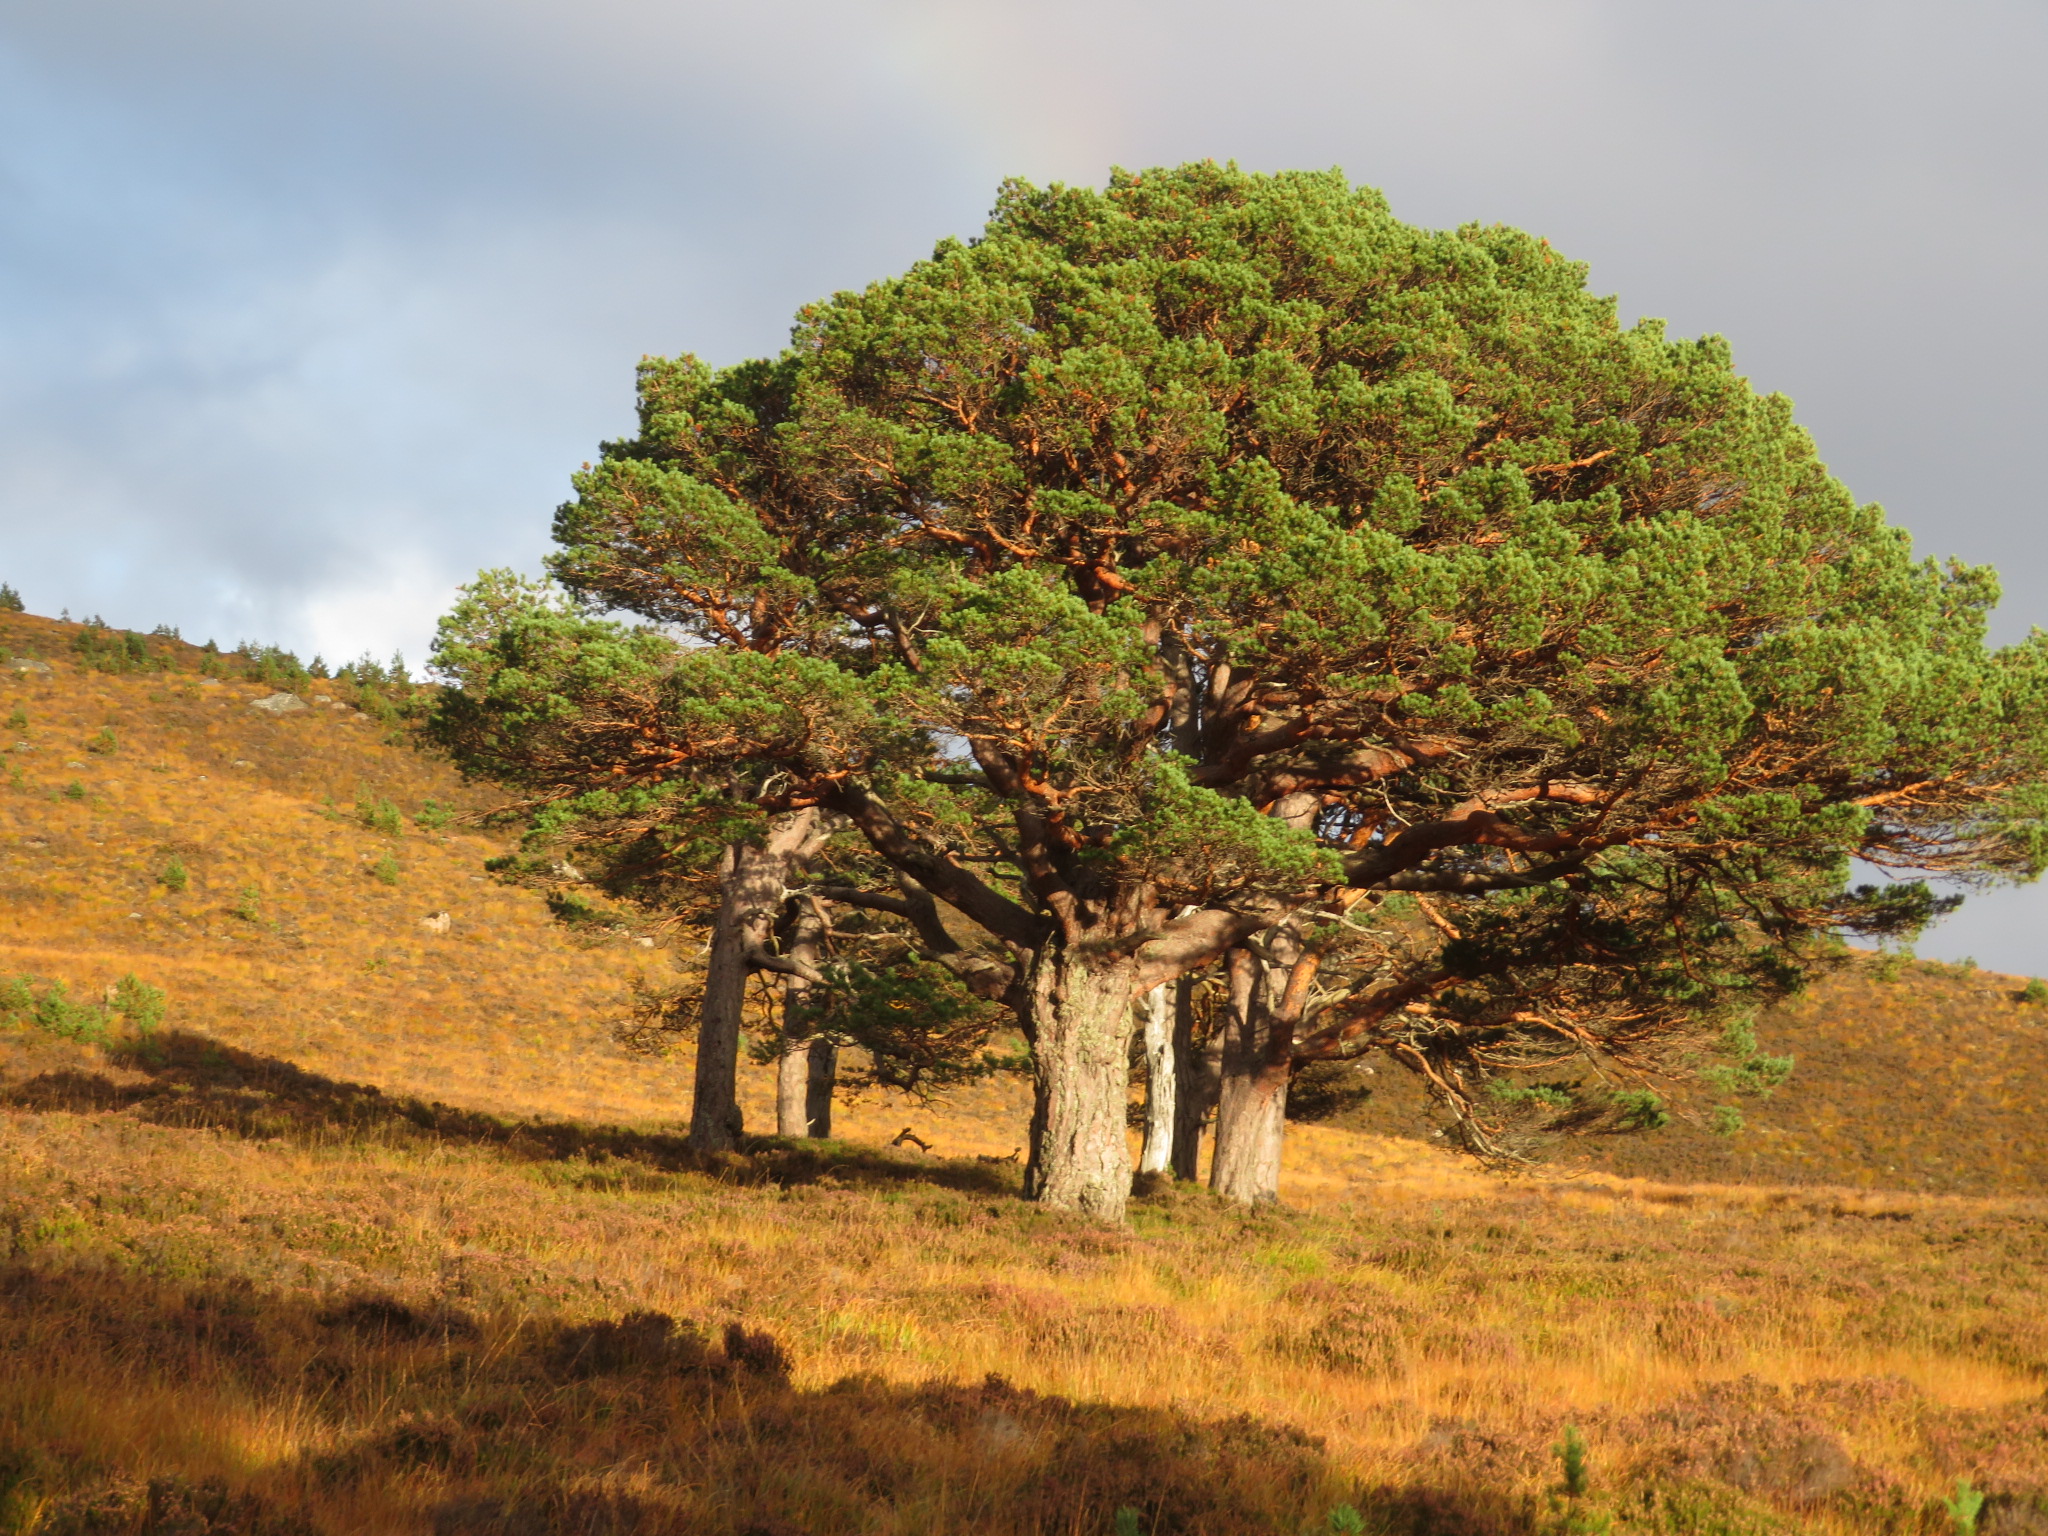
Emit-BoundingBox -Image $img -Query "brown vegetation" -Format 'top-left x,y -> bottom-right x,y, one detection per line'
4,612 -> 2048,1533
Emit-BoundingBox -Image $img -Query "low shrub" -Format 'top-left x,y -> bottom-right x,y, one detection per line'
356,794 -> 403,837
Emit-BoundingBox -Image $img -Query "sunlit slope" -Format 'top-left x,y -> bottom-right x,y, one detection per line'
0,611 -> 700,1126
1308,955 -> 2048,1196
7,607 -> 2047,1197
0,610 -> 1046,1150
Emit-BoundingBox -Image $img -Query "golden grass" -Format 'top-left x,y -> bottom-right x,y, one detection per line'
3,614 -> 2047,1533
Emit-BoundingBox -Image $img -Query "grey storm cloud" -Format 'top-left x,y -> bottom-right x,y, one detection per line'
2,0 -> 2045,966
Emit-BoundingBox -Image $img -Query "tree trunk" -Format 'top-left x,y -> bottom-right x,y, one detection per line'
691,809 -> 827,1153
1210,937 -> 1314,1205
1169,974 -> 1214,1182
776,897 -> 833,1139
804,1037 -> 838,1139
1137,983 -> 1176,1176
1023,940 -> 1139,1223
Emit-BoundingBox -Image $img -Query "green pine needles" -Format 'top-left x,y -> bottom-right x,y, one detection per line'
432,164 -> 2048,1219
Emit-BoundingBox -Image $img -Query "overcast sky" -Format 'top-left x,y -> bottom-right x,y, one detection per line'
2,0 -> 2044,968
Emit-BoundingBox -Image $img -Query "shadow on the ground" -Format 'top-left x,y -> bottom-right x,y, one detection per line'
0,1029 -> 1022,1197
0,1260 -> 1381,1536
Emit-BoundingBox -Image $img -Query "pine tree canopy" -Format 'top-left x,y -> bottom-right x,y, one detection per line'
433,163 -> 2048,1206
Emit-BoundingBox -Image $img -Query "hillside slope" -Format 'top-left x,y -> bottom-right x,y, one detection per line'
6,606 -> 2048,1194
0,610 -> 1048,1156
6,612 -> 2048,1532
1304,956 -> 2048,1199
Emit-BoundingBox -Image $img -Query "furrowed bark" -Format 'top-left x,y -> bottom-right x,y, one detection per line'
1023,939 -> 1140,1223
691,808 -> 830,1153
1210,935 -> 1314,1205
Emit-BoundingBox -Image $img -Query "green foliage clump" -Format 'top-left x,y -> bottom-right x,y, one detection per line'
356,793 -> 404,837
61,780 -> 84,801
1610,1090 -> 1670,1131
0,973 -> 167,1043
0,582 -> 22,612
370,855 -> 401,886
415,798 -> 454,831
1946,1478 -> 1985,1536
72,623 -> 162,676
793,954 -> 1005,1098
2017,978 -> 2048,1005
235,641 -> 310,689
7,704 -> 25,731
234,885 -> 263,923
159,855 -> 189,892
1700,1016 -> 1795,1098
1554,1425 -> 1591,1498
110,974 -> 166,1034
85,726 -> 117,755
1485,1080 -> 1575,1110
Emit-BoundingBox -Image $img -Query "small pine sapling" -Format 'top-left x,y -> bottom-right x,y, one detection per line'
85,726 -> 117,755
1946,1478 -> 1985,1536
1610,1090 -> 1669,1131
356,792 -> 404,837
1554,1425 -> 1591,1499
371,854 -> 401,886
2017,979 -> 2048,1006
111,974 -> 166,1035
61,781 -> 84,801
7,705 -> 24,731
1326,1507 -> 1366,1534
29,980 -> 109,1044
159,856 -> 188,892
234,885 -> 263,923
0,582 -> 22,611
415,798 -> 454,830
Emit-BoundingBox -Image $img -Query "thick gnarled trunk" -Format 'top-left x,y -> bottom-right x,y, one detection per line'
1210,938 -> 1313,1205
692,809 -> 828,1153
1024,941 -> 1140,1224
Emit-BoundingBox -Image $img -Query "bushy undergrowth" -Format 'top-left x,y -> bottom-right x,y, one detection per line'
0,972 -> 163,1045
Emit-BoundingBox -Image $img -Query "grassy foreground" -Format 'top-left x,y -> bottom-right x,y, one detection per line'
5,1018 -> 2048,1534
5,611 -> 2048,1532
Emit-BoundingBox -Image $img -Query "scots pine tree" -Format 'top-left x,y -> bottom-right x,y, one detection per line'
433,164 -> 2048,1220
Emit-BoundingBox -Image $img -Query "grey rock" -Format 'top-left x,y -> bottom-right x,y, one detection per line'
6,657 -> 51,675
249,692 -> 309,714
